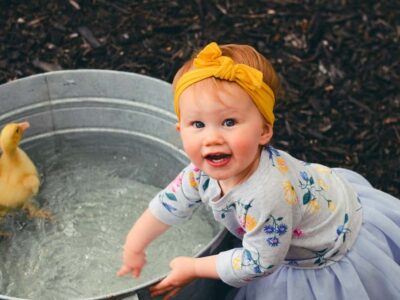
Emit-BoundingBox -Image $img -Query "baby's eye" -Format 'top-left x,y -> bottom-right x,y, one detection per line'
223,119 -> 236,127
192,121 -> 205,128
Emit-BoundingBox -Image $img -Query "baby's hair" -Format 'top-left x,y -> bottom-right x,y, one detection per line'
173,43 -> 281,100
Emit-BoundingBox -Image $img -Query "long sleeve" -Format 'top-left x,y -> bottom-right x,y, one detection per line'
211,146 -> 362,286
150,146 -> 363,287
215,180 -> 294,287
149,163 -> 204,225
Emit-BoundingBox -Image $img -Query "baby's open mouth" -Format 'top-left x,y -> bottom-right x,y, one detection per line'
205,153 -> 231,162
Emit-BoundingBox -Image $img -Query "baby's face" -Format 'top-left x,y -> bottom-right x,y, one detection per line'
176,80 -> 272,187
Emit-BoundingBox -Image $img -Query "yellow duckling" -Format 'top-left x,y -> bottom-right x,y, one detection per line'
0,121 -> 51,225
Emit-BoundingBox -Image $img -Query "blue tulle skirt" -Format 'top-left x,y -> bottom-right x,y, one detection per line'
234,168 -> 400,300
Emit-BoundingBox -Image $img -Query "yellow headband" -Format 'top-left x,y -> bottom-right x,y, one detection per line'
174,42 -> 275,125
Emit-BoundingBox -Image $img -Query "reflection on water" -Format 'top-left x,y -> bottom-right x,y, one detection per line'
0,143 -> 216,300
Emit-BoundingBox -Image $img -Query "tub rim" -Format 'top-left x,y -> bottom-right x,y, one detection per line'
0,70 -> 229,300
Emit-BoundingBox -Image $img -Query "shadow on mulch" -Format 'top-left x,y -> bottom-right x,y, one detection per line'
0,0 -> 398,197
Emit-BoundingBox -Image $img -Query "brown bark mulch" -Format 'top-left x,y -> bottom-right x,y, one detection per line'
0,0 -> 398,197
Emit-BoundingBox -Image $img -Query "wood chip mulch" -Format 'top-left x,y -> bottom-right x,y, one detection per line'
0,1 -> 398,197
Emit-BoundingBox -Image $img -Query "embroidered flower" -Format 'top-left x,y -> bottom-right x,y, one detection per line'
283,180 -> 298,205
216,203 -> 235,219
318,178 -> 329,191
253,265 -> 262,274
241,249 -> 274,276
276,157 -> 289,173
327,200 -> 336,212
312,248 -> 330,266
236,199 -> 256,232
167,173 -> 183,193
300,171 -> 309,181
243,249 -> 253,262
264,215 -> 288,248
276,224 -> 288,235
243,214 -> 257,231
299,169 -> 334,211
188,171 -> 198,189
267,237 -> 280,247
335,213 -> 351,242
293,228 -> 304,238
313,164 -> 331,174
192,165 -> 201,172
236,227 -> 246,236
233,256 -> 241,270
266,146 -> 290,174
287,259 -> 299,266
309,199 -> 320,213
336,225 -> 345,236
266,145 -> 280,165
263,224 -> 275,234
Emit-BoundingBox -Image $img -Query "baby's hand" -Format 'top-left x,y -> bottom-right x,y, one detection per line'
117,250 -> 146,278
150,256 -> 196,299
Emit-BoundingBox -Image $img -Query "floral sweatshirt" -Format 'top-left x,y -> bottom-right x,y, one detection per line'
149,146 -> 363,287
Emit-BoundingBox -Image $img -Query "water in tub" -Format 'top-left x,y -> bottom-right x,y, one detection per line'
0,139 -> 218,300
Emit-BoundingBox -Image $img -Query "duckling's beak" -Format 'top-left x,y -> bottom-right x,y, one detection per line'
19,121 -> 30,132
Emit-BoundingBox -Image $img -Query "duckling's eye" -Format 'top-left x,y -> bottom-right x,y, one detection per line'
223,118 -> 236,127
192,121 -> 205,128
15,128 -> 20,133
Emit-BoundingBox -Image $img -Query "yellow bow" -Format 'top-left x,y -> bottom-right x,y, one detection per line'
174,42 -> 275,125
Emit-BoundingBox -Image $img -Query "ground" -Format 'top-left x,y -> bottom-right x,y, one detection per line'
0,0 -> 398,197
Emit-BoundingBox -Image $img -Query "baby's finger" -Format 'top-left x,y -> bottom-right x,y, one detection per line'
163,287 -> 181,300
150,279 -> 166,291
117,265 -> 131,277
131,268 -> 141,278
150,279 -> 172,297
150,287 -> 173,298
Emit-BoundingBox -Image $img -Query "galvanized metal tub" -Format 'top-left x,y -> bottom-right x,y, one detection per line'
0,70 -> 230,300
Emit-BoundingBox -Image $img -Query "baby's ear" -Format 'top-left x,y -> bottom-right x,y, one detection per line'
175,123 -> 181,132
260,123 -> 273,145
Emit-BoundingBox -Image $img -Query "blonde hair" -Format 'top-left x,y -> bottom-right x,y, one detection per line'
173,43 -> 281,100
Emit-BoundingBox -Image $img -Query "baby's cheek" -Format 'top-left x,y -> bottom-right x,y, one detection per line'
183,143 -> 202,165
233,137 -> 259,156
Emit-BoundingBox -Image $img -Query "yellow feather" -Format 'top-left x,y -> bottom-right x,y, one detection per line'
0,122 -> 51,222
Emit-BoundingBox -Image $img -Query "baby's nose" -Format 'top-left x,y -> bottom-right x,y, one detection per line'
203,128 -> 224,146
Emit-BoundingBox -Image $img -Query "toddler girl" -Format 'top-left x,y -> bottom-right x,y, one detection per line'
118,42 -> 400,300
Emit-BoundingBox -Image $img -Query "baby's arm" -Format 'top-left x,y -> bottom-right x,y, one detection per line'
217,187 -> 293,287
118,164 -> 204,296
117,208 -> 170,278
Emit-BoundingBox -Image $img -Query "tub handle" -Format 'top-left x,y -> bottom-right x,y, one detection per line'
126,288 -> 152,300
136,288 -> 152,300
108,289 -> 147,300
